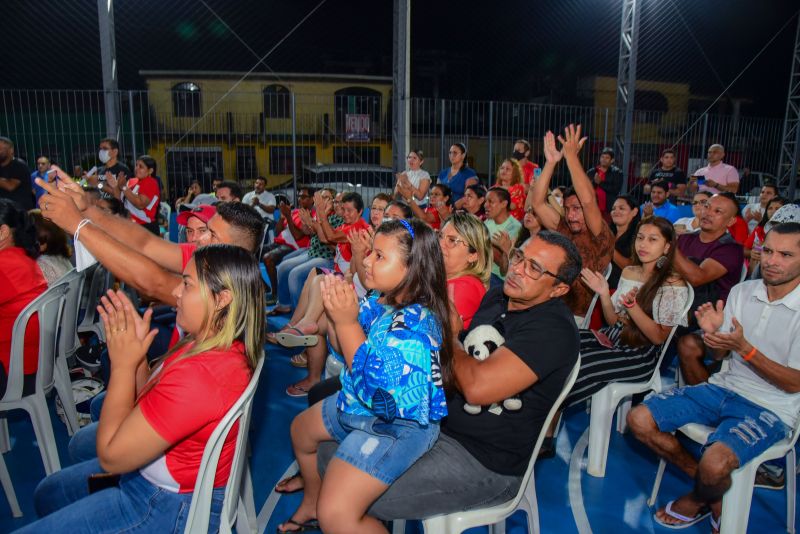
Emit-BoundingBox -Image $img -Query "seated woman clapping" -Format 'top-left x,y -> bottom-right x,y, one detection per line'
277,219 -> 453,534
564,216 -> 689,406
20,245 -> 265,533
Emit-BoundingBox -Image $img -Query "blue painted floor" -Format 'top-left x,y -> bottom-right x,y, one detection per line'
1,314 -> 796,533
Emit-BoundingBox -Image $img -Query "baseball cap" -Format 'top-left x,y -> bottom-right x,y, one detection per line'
177,205 -> 216,226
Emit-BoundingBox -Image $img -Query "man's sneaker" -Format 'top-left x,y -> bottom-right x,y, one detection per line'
755,464 -> 785,490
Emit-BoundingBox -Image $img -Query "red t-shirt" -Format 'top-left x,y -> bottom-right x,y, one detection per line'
448,275 -> 486,330
744,226 -> 766,250
424,207 -> 443,230
729,216 -> 749,245
521,160 -> 539,185
0,248 -> 48,376
125,176 -> 161,225
138,341 -> 252,493
275,209 -> 311,249
334,218 -> 371,273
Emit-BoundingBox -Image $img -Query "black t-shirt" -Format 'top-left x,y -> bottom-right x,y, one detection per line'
647,166 -> 687,186
0,158 -> 34,210
97,162 -> 131,199
442,289 -> 580,476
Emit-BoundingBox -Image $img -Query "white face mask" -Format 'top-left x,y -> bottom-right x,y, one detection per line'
98,149 -> 111,164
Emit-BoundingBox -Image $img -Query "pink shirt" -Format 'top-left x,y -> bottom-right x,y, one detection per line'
695,162 -> 739,194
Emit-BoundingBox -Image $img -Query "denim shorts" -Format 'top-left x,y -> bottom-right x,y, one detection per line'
321,394 -> 439,485
645,383 -> 791,466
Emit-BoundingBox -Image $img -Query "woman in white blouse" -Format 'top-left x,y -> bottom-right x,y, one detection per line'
394,149 -> 431,204
673,191 -> 711,235
565,216 -> 689,405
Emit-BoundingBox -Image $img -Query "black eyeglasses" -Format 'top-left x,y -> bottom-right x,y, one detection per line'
508,248 -> 567,283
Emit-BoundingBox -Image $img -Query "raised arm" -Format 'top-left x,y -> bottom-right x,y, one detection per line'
528,131 -> 564,231
559,124 -> 602,236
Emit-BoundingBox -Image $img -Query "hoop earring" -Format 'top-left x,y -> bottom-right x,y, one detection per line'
655,255 -> 668,269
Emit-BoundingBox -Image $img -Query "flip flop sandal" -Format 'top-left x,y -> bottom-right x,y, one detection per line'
286,383 -> 310,397
274,472 -> 304,494
276,327 -> 319,348
653,500 -> 711,529
290,352 -> 308,368
276,518 -> 320,533
267,306 -> 292,316
266,324 -> 296,345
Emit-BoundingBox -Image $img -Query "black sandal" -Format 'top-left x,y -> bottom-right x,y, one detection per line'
276,518 -> 320,533
274,472 -> 304,494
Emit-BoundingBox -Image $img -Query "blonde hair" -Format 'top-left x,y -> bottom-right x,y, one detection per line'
442,211 -> 492,286
139,244 -> 265,398
498,158 -> 523,186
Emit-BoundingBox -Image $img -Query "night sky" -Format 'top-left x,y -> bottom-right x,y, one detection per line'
5,0 -> 800,117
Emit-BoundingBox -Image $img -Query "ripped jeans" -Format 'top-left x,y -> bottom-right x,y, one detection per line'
645,383 -> 791,466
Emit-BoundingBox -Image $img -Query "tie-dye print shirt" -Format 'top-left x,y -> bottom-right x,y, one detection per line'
337,294 -> 447,425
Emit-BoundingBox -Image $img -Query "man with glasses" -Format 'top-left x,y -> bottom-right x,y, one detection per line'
318,231 -> 582,520
262,186 -> 316,303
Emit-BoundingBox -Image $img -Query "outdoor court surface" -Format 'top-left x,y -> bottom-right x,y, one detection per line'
1,312 -> 795,533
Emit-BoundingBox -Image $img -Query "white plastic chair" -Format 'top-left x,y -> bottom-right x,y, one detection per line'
52,269 -> 85,435
0,282 -> 69,475
0,452 -> 21,518
393,357 -> 581,534
77,264 -> 111,342
586,285 -> 694,477
580,263 -> 613,329
648,417 -> 800,534
183,354 -> 264,534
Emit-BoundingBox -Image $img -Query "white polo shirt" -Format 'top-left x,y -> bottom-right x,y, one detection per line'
709,279 -> 800,427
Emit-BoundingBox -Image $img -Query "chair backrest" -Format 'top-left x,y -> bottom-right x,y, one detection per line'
739,263 -> 748,283
78,264 -> 110,331
508,357 -> 581,512
655,284 -> 695,389
183,354 -> 264,534
55,269 -> 85,361
2,282 -> 67,403
581,263 -> 613,329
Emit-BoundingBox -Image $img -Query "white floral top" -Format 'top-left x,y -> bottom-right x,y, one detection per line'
611,275 -> 690,327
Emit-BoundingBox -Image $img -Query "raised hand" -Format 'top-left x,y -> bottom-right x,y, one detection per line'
491,230 -> 513,255
543,131 -> 563,164
619,286 -> 639,308
320,274 -> 359,325
347,228 -> 372,256
643,201 -> 655,218
556,124 -> 588,160
97,290 -> 157,371
397,179 -> 414,199
695,300 -> 725,334
105,171 -> 118,189
580,268 -> 610,296
278,202 -> 292,219
47,165 -> 89,211
35,177 -> 85,234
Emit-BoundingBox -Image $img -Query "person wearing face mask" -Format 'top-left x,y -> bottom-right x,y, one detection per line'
93,138 -> 131,200
511,139 -> 539,185
0,136 -> 34,211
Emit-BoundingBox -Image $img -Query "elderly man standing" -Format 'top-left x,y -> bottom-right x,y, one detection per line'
693,144 -> 739,195
628,222 -> 800,531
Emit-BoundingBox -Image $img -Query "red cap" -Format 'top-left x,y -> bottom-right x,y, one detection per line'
177,205 -> 216,226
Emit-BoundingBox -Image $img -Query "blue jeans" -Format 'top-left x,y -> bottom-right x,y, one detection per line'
18,459 -> 224,533
645,383 -> 792,466
68,392 -> 105,463
276,251 -> 332,309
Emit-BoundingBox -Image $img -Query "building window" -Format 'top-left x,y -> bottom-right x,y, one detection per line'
236,146 -> 258,181
334,87 -> 382,137
172,82 -> 202,117
264,84 -> 291,119
269,146 -> 316,175
333,146 -> 380,165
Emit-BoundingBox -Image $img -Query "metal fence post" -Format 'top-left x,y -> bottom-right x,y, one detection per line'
700,113 -> 709,162
440,99 -> 446,172
603,108 -> 609,148
487,101 -> 494,184
128,90 -> 137,158
291,92 -> 298,200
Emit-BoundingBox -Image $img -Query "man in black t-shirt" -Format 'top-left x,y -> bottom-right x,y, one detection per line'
0,136 -> 34,210
646,148 -> 687,199
90,138 -> 130,200
331,231 -> 582,520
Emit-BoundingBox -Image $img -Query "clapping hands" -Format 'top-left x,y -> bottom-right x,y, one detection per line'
580,268 -> 610,297
320,274 -> 359,325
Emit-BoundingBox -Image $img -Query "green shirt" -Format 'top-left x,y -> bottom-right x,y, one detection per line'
307,214 -> 344,259
485,216 -> 522,280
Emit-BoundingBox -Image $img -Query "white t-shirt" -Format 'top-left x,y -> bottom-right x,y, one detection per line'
709,280 -> 800,427
242,190 -> 276,220
743,202 -> 765,234
673,216 -> 700,233
403,168 -> 431,203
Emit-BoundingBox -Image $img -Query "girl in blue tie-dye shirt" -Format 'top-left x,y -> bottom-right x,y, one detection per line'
278,219 -> 454,534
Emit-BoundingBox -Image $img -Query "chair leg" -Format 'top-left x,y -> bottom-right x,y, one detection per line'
24,395 -> 61,475
54,358 -> 80,435
787,449 -> 796,534
0,453 -> 21,518
490,520 -> 507,534
648,458 -> 667,507
720,462 -> 758,534
238,463 -> 257,533
0,418 -> 9,454
391,519 -> 407,534
587,387 -> 617,477
616,398 -> 632,434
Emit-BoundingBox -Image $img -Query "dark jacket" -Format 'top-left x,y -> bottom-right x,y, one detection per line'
587,165 -> 623,214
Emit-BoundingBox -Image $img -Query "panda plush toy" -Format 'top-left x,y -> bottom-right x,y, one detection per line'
462,324 -> 522,415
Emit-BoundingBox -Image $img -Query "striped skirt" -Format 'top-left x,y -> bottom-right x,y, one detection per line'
565,324 -> 660,407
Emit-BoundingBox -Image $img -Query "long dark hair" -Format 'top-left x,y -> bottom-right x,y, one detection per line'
30,211 -> 71,258
0,199 -> 39,259
376,218 -> 454,392
620,216 -> 680,348
759,197 -> 788,228
432,183 -> 454,207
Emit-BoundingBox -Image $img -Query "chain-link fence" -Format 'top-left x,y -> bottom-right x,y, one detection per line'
0,89 -> 783,201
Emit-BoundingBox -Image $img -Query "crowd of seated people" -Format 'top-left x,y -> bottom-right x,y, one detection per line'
4,123 -> 800,534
